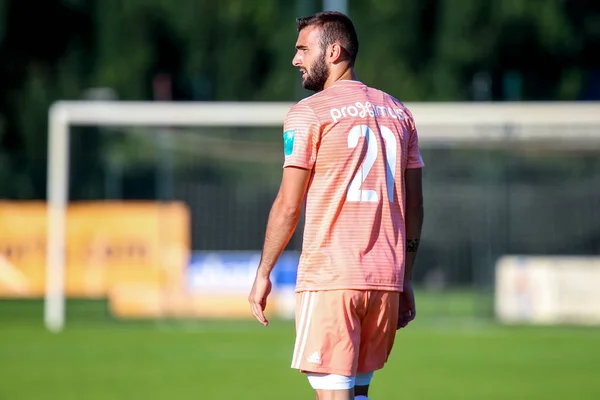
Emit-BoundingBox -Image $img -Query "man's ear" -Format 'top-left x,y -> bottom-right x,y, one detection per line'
328,42 -> 344,63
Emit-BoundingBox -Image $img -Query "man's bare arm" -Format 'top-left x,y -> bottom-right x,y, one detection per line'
404,168 -> 424,281
257,166 -> 311,278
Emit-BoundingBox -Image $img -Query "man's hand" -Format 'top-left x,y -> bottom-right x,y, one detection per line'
397,281 -> 416,329
248,272 -> 272,326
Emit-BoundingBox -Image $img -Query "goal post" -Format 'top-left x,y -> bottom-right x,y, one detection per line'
45,101 -> 292,332
46,100 -> 600,332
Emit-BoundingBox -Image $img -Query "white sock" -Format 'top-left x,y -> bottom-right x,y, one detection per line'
355,396 -> 369,400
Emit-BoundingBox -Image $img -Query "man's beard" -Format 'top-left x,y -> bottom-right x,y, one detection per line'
302,53 -> 329,92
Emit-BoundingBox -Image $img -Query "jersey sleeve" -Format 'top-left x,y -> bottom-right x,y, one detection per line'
405,108 -> 425,169
282,103 -> 321,169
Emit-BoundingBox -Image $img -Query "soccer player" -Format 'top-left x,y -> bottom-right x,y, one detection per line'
248,11 -> 424,400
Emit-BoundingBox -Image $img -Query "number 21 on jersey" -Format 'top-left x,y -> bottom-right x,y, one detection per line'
347,125 -> 397,203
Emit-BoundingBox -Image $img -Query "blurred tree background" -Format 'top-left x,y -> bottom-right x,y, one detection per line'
0,0 -> 599,201
1,0 -> 599,292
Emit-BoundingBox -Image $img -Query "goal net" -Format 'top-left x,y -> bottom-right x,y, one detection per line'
38,100 -> 600,332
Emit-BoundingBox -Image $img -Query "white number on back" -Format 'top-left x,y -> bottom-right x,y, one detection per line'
347,125 -> 397,203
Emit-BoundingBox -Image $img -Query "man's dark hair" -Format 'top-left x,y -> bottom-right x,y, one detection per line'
296,11 -> 359,66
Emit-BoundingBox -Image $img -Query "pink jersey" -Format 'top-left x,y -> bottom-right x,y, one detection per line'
283,80 -> 424,293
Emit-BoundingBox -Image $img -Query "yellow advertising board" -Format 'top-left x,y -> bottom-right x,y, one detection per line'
0,201 -> 190,298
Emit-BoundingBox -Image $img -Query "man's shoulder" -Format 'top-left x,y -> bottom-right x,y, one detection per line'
298,89 -> 333,108
286,92 -> 331,122
286,99 -> 318,121
365,85 -> 406,107
367,86 -> 414,119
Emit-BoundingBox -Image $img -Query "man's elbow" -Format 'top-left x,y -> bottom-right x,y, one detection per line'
281,204 -> 302,220
406,197 -> 424,217
274,197 -> 302,220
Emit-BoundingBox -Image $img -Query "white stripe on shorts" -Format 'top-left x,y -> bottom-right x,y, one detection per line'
291,291 -> 316,369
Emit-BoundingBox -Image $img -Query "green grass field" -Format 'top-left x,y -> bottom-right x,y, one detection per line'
1,291 -> 599,400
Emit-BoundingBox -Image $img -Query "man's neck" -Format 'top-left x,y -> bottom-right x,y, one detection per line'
323,68 -> 358,89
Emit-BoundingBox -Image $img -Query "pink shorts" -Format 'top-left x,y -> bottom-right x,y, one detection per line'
291,290 -> 399,376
